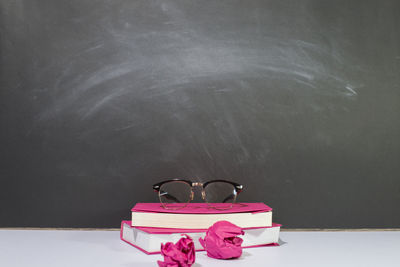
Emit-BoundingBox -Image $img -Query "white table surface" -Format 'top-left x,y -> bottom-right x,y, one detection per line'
0,229 -> 399,267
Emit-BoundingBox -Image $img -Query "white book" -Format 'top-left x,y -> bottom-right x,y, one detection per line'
120,220 -> 281,254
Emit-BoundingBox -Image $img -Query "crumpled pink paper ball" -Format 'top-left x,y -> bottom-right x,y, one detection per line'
157,234 -> 195,267
199,220 -> 245,259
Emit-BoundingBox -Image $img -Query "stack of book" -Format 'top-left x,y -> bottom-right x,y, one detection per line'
120,202 -> 280,254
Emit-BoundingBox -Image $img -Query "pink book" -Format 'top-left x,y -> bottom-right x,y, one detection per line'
131,203 -> 273,229
120,220 -> 281,254
131,202 -> 272,214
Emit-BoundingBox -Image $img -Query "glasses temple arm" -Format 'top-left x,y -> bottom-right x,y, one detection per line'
221,193 -> 236,203
159,191 -> 182,203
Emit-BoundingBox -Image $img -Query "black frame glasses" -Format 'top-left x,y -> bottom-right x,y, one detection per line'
153,179 -> 244,210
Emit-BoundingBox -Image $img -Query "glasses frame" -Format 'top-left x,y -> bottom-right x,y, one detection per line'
153,179 -> 244,210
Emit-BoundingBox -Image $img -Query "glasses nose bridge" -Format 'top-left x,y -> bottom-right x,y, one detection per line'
192,182 -> 206,200
192,182 -> 203,187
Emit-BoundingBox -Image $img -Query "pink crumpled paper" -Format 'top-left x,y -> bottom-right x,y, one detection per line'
157,234 -> 195,267
199,220 -> 245,259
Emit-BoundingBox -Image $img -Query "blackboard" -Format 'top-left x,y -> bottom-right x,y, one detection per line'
1,0 -> 399,228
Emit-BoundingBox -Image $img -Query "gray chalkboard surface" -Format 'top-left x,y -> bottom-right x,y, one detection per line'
1,0 -> 399,228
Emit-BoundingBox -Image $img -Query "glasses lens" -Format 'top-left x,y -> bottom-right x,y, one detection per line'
204,181 -> 237,209
159,181 -> 192,209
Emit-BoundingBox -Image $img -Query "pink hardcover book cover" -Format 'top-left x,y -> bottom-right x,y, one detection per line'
131,202 -> 272,214
120,220 -> 280,255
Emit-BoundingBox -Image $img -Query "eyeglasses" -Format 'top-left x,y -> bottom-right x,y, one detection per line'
153,179 -> 243,210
